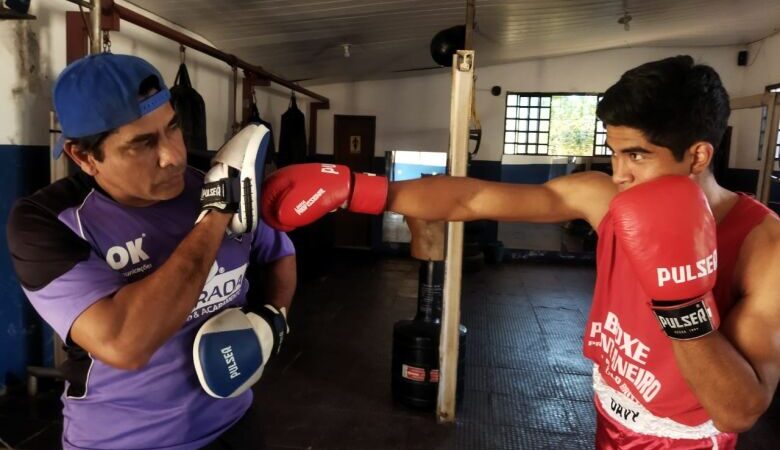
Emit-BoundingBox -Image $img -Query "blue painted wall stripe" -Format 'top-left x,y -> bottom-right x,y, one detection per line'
1,145 -> 54,391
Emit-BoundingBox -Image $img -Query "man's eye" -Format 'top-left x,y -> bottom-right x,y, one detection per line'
629,152 -> 644,161
133,140 -> 154,151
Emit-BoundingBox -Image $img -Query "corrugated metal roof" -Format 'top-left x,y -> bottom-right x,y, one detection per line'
127,0 -> 780,83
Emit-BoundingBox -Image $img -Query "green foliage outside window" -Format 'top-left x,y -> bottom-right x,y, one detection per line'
548,95 -> 598,156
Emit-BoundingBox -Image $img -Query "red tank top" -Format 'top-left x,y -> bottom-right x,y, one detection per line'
583,193 -> 777,426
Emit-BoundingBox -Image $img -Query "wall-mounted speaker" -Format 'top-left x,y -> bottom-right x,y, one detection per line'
737,50 -> 748,66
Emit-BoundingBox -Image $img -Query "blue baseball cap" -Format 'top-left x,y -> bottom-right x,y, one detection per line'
52,53 -> 171,158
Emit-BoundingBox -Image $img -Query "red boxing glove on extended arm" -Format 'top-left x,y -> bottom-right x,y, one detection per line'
610,176 -> 720,340
261,163 -> 388,232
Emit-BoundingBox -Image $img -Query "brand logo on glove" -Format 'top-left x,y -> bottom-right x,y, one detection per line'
655,250 -> 717,287
202,185 -> 224,199
657,303 -> 712,330
294,188 -> 326,215
221,346 -> 241,379
320,164 -> 340,175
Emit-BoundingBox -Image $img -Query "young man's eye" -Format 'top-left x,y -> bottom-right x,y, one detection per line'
629,152 -> 644,161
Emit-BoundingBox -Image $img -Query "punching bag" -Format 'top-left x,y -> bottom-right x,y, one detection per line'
170,63 -> 208,154
391,261 -> 467,410
278,93 -> 307,167
430,25 -> 466,67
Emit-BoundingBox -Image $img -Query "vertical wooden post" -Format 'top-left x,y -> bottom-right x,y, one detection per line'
437,49 -> 474,423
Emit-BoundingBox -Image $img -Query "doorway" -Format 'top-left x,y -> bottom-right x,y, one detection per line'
333,115 -> 376,248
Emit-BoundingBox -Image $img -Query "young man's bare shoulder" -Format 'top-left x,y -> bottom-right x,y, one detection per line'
575,170 -> 616,189
738,213 -> 780,288
556,171 -> 616,195
552,171 -> 616,228
744,214 -> 780,251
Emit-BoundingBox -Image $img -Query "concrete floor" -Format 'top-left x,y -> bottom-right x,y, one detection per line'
1,252 -> 778,449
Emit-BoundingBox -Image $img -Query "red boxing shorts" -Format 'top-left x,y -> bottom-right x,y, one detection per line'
593,369 -> 737,449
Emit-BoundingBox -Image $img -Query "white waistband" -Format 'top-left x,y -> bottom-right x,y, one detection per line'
593,366 -> 721,440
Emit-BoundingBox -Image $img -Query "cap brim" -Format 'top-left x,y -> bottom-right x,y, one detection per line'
53,135 -> 66,159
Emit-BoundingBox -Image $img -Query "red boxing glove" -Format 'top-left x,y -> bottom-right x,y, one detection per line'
610,176 -> 720,340
261,163 -> 388,232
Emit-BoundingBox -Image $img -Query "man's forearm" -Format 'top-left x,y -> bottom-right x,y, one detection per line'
387,177 -> 479,221
107,212 -> 231,365
263,255 -> 297,311
671,333 -> 768,432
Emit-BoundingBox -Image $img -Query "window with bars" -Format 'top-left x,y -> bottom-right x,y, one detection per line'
504,93 -> 609,156
775,128 -> 780,160
756,106 -> 779,161
503,95 -> 551,155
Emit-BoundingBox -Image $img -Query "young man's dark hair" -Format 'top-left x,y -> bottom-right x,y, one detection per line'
597,55 -> 731,161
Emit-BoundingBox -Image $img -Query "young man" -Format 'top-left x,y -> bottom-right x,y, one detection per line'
261,55 -> 780,449
6,53 -> 296,450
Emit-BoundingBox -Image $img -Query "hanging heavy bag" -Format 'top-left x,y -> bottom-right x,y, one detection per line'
170,63 -> 208,154
278,93 -> 307,167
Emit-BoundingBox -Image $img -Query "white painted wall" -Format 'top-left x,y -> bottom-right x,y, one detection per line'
738,32 -> 780,97
307,46 -> 744,163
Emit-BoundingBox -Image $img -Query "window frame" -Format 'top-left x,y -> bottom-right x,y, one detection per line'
764,84 -> 780,160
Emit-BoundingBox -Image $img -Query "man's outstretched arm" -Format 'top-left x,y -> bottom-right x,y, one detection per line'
262,163 -> 615,231
387,170 -> 614,226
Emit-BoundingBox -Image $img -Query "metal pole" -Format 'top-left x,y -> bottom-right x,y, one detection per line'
758,93 -> 779,204
464,0 -> 475,50
437,49 -> 474,423
89,0 -> 101,54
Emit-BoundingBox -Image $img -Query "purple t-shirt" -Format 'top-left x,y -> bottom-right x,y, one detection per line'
7,167 -> 294,450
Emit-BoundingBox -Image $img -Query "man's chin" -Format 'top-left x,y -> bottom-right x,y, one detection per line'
156,177 -> 186,200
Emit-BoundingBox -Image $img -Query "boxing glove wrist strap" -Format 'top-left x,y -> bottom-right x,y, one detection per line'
348,172 -> 388,214
201,173 -> 241,213
650,292 -> 719,340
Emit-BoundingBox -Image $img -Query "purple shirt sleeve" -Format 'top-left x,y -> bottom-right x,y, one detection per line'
23,252 -> 124,341
250,220 -> 295,264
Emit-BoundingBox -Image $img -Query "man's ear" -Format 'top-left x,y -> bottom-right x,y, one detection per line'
688,141 -> 714,175
62,142 -> 98,176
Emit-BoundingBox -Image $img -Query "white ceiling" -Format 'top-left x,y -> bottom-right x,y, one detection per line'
128,0 -> 780,84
